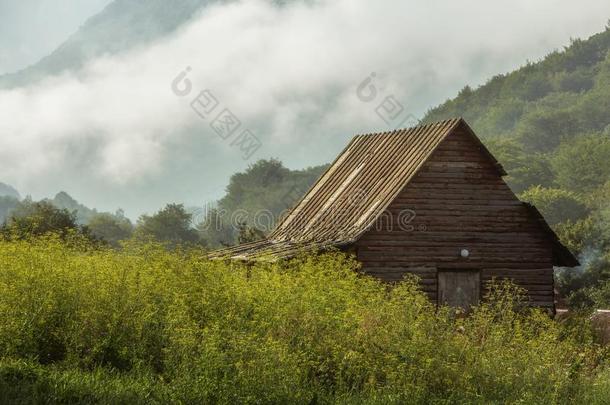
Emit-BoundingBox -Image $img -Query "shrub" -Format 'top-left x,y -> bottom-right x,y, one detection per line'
520,186 -> 589,226
0,200 -> 93,241
134,204 -> 203,248
555,217 -> 602,254
87,212 -> 134,247
0,237 -> 607,403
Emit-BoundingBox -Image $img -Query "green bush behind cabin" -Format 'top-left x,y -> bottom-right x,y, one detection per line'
0,236 -> 608,404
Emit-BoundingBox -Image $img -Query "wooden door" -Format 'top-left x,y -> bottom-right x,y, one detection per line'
438,270 -> 480,310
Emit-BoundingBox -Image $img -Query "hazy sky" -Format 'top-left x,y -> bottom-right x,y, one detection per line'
1,0 -> 610,218
0,0 -> 111,74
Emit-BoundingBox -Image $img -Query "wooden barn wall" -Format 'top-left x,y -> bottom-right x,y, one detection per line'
355,125 -> 555,308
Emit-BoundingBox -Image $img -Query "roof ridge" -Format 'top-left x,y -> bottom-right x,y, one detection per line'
355,117 -> 463,138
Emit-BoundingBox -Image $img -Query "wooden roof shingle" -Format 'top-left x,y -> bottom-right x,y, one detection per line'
270,118 -> 469,243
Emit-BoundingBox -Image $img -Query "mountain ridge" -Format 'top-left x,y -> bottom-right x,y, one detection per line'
0,0 -> 215,89
423,24 -> 610,146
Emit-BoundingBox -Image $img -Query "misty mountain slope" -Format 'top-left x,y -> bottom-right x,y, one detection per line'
0,182 -> 20,200
50,191 -> 99,224
423,25 -> 610,148
0,0 -> 215,89
0,0 -> 301,89
0,189 -> 100,225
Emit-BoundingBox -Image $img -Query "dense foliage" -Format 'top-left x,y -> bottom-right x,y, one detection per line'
87,211 -> 134,247
199,159 -> 327,247
424,25 -> 610,308
0,200 -> 94,242
0,160 -> 326,249
135,203 -> 203,248
0,237 -> 608,404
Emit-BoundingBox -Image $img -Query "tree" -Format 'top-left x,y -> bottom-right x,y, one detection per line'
554,68 -> 594,93
516,108 -> 580,153
557,252 -> 610,309
1,199 -> 91,240
88,211 -> 134,247
210,159 -> 326,247
473,98 -> 524,136
519,186 -> 589,226
551,133 -> 610,193
518,71 -> 553,101
134,204 -> 202,248
486,138 -> 554,193
554,218 -> 601,255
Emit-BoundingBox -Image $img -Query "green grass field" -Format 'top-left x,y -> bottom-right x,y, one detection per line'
0,236 -> 608,404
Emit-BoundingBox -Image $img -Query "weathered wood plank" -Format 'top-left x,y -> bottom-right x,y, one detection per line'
356,128 -> 557,307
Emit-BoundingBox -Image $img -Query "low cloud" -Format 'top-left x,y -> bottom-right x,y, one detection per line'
0,0 -> 609,216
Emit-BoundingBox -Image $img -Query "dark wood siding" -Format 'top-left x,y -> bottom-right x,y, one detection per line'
356,124 -> 555,309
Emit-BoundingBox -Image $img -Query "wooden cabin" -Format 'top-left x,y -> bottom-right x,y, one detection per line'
211,118 -> 579,311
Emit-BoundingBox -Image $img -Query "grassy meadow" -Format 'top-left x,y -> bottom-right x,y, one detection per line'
0,236 -> 608,404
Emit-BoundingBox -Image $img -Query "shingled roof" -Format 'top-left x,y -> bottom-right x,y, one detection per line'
209,118 -> 578,266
